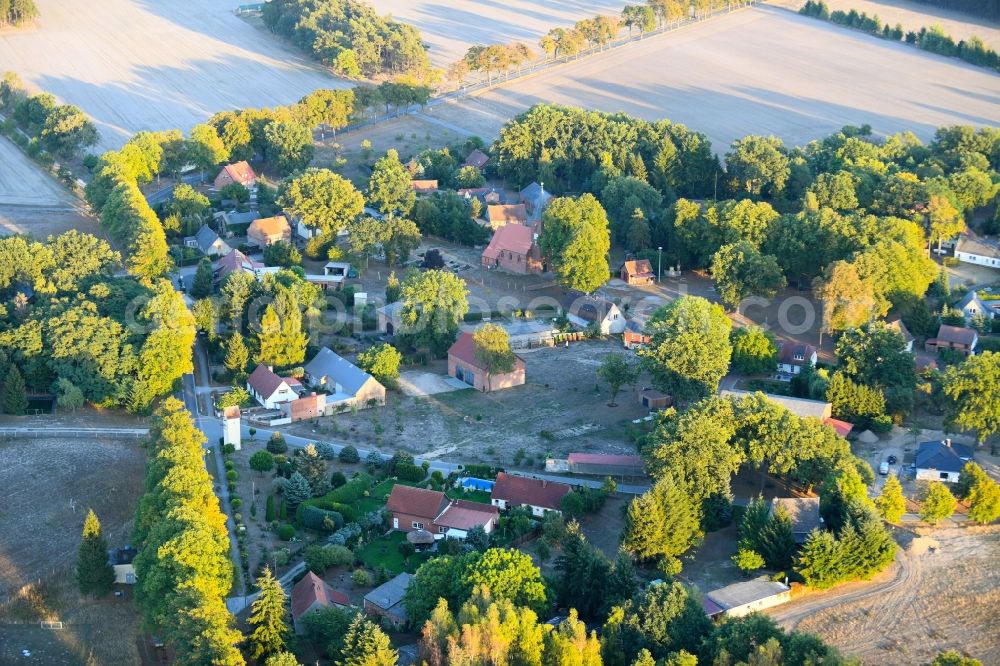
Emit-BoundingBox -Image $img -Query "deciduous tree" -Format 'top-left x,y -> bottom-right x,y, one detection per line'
920,481 -> 956,525
368,149 -> 415,215
597,352 -> 638,406
277,168 -> 364,236
875,474 -> 906,523
730,326 -> 778,374
941,352 -> 1000,444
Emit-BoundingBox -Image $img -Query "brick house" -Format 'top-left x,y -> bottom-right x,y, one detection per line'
214,161 -> 257,191
291,571 -> 349,633
490,472 -> 571,517
623,320 -> 650,349
247,215 -> 292,247
485,204 -> 528,230
385,485 -> 497,538
481,224 -> 543,275
620,259 -> 655,285
448,332 -> 526,392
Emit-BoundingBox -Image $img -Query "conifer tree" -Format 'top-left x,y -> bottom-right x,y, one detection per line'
875,474 -> 906,523
248,567 -> 289,660
340,614 -> 398,666
2,364 -> 28,415
76,508 -> 115,596
224,332 -> 250,376
283,472 -> 313,508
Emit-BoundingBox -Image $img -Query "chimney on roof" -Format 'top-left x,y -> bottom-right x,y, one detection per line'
944,438 -> 952,447
541,480 -> 547,487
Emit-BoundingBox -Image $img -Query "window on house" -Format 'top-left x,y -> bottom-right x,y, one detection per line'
939,472 -> 949,481
794,354 -> 804,361
412,521 -> 424,529
439,526 -> 447,533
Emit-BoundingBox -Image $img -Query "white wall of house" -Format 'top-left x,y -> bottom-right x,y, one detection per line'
916,468 -> 961,483
724,591 -> 791,618
249,382 -> 298,410
956,251 -> 1000,269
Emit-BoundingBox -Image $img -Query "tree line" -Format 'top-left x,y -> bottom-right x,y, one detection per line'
800,1 -> 1000,72
261,0 -> 431,79
0,0 -> 37,27
0,231 -> 195,414
1,71 -> 98,164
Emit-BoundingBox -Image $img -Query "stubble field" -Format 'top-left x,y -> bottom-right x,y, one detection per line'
0,0 -> 343,152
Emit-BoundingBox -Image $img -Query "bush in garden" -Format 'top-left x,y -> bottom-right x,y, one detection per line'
277,524 -> 296,541
352,569 -> 371,586
302,505 -> 344,531
267,432 -> 289,454
339,445 -> 361,463
266,495 -> 276,521
315,441 -> 336,459
330,471 -> 347,489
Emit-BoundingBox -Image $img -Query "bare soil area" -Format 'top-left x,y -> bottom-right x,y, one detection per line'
0,437 -> 146,664
769,526 -> 1000,665
770,0 -> 1000,48
0,0 -> 344,152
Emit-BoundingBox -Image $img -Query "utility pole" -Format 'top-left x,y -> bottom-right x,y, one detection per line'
657,246 -> 662,282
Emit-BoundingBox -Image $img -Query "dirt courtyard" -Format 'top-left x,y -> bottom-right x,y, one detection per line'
768,526 -> 1000,665
0,436 -> 147,663
0,0 -> 343,151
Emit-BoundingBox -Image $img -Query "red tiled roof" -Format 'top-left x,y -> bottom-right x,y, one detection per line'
482,223 -> 534,260
823,417 -> 853,438
410,179 -> 439,192
491,472 -> 571,511
221,161 -> 256,184
291,571 -> 348,621
935,324 -> 977,346
463,149 -> 489,169
447,332 -> 479,368
622,260 -> 654,278
248,215 -> 290,238
385,485 -> 448,521
247,364 -> 287,399
434,500 -> 498,531
487,204 -> 528,225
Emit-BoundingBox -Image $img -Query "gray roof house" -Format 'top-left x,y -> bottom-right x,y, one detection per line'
561,293 -> 625,335
192,225 -> 231,257
302,347 -> 386,409
770,497 -> 822,544
364,572 -> 413,629
915,439 -> 974,483
703,578 -> 791,619
955,234 -> 1000,269
957,290 -> 1000,321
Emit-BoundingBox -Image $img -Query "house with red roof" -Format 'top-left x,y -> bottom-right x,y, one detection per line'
491,472 -> 572,517
214,160 -> 257,191
620,259 -> 655,285
246,363 -> 302,409
463,149 -> 490,170
925,324 -> 978,356
291,571 -> 349,633
481,224 -> 544,275
385,485 -> 497,539
485,204 -> 528,230
448,332 -> 526,392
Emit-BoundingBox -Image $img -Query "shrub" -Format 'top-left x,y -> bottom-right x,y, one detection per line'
267,432 -> 289,454
302,505 -> 344,531
305,544 -> 353,573
231,498 -> 243,511
339,445 -> 361,464
330,471 -> 347,489
315,441 -> 336,459
351,569 -> 371,586
328,473 -> 373,504
396,462 -> 426,482
226,469 -> 238,482
277,524 -> 296,541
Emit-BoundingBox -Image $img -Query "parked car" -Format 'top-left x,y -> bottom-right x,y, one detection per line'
887,454 -> 898,465
879,461 -> 890,475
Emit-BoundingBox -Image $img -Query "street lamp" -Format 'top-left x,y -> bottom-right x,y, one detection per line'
657,246 -> 662,283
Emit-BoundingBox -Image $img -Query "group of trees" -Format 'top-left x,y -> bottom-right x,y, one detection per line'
800,1 -> 1000,72
539,14 -> 621,59
0,0 -> 37,26
1,71 -> 98,159
0,232 -> 194,413
539,193 -> 612,293
462,42 -> 534,84
261,0 -> 430,78
132,399 -> 244,664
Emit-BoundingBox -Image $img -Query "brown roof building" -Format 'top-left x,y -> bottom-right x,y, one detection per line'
214,161 -> 257,191
463,149 -> 490,169
621,259 -> 655,285
247,215 -> 292,247
486,204 -> 529,230
386,485 -> 449,532
448,332 -> 526,392
410,179 -> 439,193
481,224 -> 544,275
291,571 -> 349,633
491,472 -> 572,516
925,324 -> 978,356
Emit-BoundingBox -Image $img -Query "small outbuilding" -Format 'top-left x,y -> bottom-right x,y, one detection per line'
568,452 -> 646,477
638,387 -> 672,410
704,578 -> 791,619
108,546 -> 138,585
364,572 -> 413,629
448,332 -> 526,392
620,259 -> 655,285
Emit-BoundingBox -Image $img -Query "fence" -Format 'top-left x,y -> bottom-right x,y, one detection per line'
0,427 -> 149,439
337,1 -> 759,137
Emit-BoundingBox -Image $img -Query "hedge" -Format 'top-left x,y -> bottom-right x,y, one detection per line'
327,473 -> 372,504
301,505 -> 344,531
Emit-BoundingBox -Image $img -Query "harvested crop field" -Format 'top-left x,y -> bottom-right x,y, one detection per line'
0,137 -> 97,238
0,0 -> 344,151
406,5 -> 1000,152
768,526 -> 1000,665
0,436 -> 147,664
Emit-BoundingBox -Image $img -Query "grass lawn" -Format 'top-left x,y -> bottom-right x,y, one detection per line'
447,488 -> 492,504
358,531 -> 432,575
742,379 -> 794,396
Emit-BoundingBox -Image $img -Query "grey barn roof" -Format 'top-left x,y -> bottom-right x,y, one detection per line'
303,347 -> 377,395
364,572 -> 413,612
707,578 -> 790,610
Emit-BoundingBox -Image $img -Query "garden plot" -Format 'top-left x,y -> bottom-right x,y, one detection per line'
0,0 -> 342,152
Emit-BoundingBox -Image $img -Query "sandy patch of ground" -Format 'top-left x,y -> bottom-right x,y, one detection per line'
397,371 -> 467,397
0,0 -> 343,151
0,437 -> 146,664
369,0 -> 630,67
769,0 -> 1000,49
773,526 -> 1000,665
413,5 -> 1000,152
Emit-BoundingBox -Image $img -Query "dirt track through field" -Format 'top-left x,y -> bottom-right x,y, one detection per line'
767,527 -> 1000,665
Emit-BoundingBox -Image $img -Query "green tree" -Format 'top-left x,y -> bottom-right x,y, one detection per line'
826,371 -> 886,425
941,352 -> 1000,443
263,120 -> 314,173
356,343 -> 402,382
283,472 -> 313,508
249,450 -> 275,476
380,214 -> 422,266
621,489 -> 667,562
725,135 -> 790,197
40,104 -> 98,157
539,194 -> 611,293
711,241 -> 786,310
76,508 -> 115,596
639,296 -> 732,401
920,481 -> 957,525
2,363 -> 28,415
216,386 -> 250,409
55,377 -> 85,412
190,257 -> 214,298
927,651 -> 983,666
463,548 -> 548,615
297,444 -> 330,496
597,352 -> 638,406
192,297 -> 219,341
188,122 -> 229,172
600,176 -> 662,243
385,271 -> 401,303
399,269 -> 469,354
277,168 -> 364,236
966,470 -> 1000,525
368,149 -> 415,215
875,474 -> 906,523
732,548 -> 765,575
730,326 -> 778,374
795,529 -> 842,589
756,506 -> 796,570
835,321 -> 916,415
225,332 -> 250,377
472,323 -> 515,391
813,261 -> 876,337
265,653 -> 301,666
340,614 -> 398,666
255,288 -> 308,368
248,567 -> 289,660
